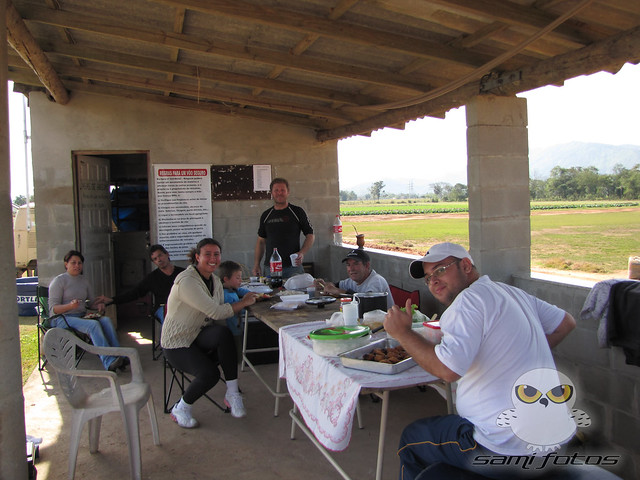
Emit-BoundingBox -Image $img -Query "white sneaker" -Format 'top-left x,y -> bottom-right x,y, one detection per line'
224,392 -> 246,418
171,403 -> 199,428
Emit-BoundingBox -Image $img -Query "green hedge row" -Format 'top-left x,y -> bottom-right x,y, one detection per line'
340,202 -> 638,216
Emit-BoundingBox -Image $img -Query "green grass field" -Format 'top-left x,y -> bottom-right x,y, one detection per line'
340,199 -> 638,215
341,203 -> 640,274
19,316 -> 38,385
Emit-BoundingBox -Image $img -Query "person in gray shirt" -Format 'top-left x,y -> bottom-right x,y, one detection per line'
48,250 -> 126,372
315,249 -> 394,309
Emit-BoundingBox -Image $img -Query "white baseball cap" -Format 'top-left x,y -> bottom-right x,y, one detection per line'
409,242 -> 474,279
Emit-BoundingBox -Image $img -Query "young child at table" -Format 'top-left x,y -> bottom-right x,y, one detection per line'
218,261 -> 251,360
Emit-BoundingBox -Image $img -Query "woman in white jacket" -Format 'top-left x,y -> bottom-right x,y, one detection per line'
161,238 -> 257,428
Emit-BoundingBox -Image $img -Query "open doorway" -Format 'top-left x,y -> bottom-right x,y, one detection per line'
73,151 -> 150,325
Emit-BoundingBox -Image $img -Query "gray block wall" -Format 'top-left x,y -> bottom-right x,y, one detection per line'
513,274 -> 639,480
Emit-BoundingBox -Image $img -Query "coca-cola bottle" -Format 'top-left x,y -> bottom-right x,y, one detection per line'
333,215 -> 343,246
269,248 -> 283,288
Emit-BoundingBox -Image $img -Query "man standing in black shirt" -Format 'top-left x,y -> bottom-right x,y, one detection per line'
252,178 -> 314,279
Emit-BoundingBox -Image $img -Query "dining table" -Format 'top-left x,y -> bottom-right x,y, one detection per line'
279,320 -> 451,480
240,292 -> 453,480
241,294 -> 342,416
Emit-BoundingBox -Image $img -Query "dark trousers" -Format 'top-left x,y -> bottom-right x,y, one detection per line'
164,324 -> 237,405
400,415 -> 561,480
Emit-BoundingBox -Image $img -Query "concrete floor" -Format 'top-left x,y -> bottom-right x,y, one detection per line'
24,316 -> 449,480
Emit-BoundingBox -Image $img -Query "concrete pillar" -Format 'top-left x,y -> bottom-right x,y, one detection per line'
466,95 -> 531,283
0,0 -> 29,477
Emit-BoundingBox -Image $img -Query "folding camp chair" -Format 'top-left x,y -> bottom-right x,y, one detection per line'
163,354 -> 229,414
36,285 -> 91,371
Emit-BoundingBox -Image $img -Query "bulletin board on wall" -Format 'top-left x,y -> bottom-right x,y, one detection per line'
211,164 -> 272,200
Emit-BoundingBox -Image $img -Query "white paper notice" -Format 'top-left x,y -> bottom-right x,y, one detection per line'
154,165 -> 212,260
253,165 -> 271,191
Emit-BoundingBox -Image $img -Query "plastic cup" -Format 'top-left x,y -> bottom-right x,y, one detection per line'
307,287 -> 316,298
290,253 -> 299,266
342,302 -> 359,326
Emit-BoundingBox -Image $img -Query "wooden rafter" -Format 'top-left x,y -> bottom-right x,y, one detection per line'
44,42 -> 384,106
19,5 -> 435,93
251,0 -> 360,97
5,0 -> 639,140
316,24 -> 640,141
5,0 -> 69,103
154,0 -> 490,67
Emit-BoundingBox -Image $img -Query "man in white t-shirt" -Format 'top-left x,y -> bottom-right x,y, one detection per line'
385,243 -> 577,479
315,249 -> 394,309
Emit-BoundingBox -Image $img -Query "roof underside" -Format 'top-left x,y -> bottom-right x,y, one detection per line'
6,0 -> 640,141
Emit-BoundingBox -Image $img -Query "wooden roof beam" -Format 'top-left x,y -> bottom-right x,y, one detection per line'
19,5 -> 433,94
45,42 -> 381,106
427,0 -> 609,43
156,0 -> 489,68
252,0 -> 360,97
317,25 -> 640,141
164,6 -> 186,95
5,0 -> 69,104
17,60 -> 362,121
6,67 -> 338,130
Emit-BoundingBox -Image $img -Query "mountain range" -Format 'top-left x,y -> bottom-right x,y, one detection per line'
343,142 -> 640,196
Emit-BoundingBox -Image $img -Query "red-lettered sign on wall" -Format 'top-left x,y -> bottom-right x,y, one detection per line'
154,164 -> 212,260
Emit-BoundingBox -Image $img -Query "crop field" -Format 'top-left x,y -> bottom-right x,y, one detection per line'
340,200 -> 638,216
340,202 -> 640,276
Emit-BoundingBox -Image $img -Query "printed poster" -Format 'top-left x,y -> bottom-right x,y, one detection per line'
154,164 -> 212,260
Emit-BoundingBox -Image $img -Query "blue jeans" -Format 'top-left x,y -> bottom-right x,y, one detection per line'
51,315 -> 121,370
400,415 -> 558,480
398,415 -> 480,480
154,306 -> 165,323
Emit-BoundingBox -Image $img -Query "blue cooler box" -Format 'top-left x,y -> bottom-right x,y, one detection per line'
17,278 -> 38,316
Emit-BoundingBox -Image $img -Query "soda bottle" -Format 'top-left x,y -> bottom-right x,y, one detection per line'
269,248 -> 283,288
333,215 -> 343,246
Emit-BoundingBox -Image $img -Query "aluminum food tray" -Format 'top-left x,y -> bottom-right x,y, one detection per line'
339,338 -> 416,375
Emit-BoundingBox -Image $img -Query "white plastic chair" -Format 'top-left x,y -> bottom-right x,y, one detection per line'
44,327 -> 160,480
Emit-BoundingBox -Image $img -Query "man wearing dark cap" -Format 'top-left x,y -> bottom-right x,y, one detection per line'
385,242 -> 577,479
314,249 -> 393,308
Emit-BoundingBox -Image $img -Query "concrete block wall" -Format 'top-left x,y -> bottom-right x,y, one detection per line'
466,95 -> 531,283
28,91 -> 340,285
513,274 -> 640,480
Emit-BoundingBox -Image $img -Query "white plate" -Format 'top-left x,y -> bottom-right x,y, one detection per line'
246,285 -> 273,294
280,294 -> 309,303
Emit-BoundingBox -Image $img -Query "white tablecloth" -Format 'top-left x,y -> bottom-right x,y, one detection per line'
279,321 -> 438,451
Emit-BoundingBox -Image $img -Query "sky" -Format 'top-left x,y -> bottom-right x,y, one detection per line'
338,62 -> 640,191
7,62 -> 640,199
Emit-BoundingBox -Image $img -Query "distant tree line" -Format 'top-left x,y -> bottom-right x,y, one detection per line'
530,164 -> 640,200
340,164 -> 640,202
340,180 -> 468,202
